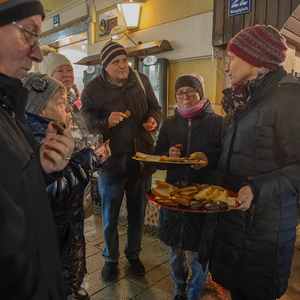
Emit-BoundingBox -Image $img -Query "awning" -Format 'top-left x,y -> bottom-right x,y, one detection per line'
75,39 -> 173,66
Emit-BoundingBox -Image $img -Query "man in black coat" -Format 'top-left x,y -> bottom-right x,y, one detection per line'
0,1 -> 74,299
81,41 -> 162,281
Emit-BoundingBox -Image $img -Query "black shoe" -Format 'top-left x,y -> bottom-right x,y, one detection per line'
73,287 -> 90,300
126,258 -> 146,276
101,261 -> 118,281
172,295 -> 187,300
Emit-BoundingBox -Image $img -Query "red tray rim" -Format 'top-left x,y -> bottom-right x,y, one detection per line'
146,191 -> 234,213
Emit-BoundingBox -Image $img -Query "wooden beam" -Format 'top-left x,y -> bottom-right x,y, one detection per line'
266,0 -> 279,28
278,0 -> 292,29
284,16 -> 300,37
213,0 -> 225,46
224,0 -> 234,44
255,0 -> 267,24
244,0 -> 256,28
233,14 -> 244,36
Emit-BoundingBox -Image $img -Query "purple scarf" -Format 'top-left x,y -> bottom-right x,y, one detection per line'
177,98 -> 207,118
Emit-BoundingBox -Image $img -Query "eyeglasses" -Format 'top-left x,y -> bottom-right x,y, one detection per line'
12,21 -> 41,52
225,55 -> 234,65
175,88 -> 197,99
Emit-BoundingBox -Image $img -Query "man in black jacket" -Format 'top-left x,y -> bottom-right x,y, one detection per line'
81,41 -> 162,281
0,1 -> 74,299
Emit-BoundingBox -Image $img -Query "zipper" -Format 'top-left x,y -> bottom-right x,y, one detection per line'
224,115 -> 238,177
184,118 -> 192,183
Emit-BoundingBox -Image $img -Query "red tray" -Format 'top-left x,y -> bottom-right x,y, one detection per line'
146,190 -> 238,213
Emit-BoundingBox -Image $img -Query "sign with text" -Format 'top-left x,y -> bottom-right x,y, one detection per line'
99,8 -> 118,38
228,0 -> 252,17
53,14 -> 60,28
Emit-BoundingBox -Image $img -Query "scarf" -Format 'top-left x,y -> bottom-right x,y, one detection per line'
231,67 -> 271,115
177,98 -> 207,118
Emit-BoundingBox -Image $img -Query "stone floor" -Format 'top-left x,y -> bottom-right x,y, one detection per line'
82,209 -> 300,300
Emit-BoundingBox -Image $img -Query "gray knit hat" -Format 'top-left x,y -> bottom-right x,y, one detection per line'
0,0 -> 45,27
22,72 -> 64,115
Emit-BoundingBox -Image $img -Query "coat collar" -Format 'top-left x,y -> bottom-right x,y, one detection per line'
0,72 -> 29,120
221,67 -> 288,114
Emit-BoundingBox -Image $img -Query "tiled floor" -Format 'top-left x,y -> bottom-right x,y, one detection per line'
82,210 -> 300,300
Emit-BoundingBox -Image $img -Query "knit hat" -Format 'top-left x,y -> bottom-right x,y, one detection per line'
227,25 -> 287,71
0,0 -> 45,27
100,41 -> 127,68
175,75 -> 204,99
39,45 -> 73,77
22,72 -> 65,115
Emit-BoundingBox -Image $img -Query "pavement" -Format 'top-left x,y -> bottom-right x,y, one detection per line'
82,208 -> 300,300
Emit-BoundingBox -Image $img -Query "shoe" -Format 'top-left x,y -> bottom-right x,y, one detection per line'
101,261 -> 118,281
73,287 -> 90,300
172,295 -> 187,300
126,258 -> 146,276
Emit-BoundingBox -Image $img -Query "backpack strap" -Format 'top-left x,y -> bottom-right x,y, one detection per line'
134,70 -> 146,95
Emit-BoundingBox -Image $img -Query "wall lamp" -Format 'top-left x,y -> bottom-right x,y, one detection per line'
117,0 -> 146,29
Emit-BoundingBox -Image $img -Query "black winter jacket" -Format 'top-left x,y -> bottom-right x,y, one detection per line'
210,67 -> 300,299
0,73 -> 65,299
81,67 -> 162,178
26,113 -> 101,296
154,102 -> 223,251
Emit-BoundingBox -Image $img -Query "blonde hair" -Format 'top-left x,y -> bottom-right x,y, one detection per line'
49,85 -> 67,103
40,45 -> 57,56
72,84 -> 80,98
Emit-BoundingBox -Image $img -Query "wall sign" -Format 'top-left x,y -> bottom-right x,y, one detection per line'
99,8 -> 118,38
228,0 -> 252,17
53,14 -> 60,27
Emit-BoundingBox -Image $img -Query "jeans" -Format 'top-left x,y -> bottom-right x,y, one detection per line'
98,172 -> 151,262
170,247 -> 209,300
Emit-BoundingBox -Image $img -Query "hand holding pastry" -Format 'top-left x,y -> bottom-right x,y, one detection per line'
108,112 -> 126,128
190,152 -> 208,170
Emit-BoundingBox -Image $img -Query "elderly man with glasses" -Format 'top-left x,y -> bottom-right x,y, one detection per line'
0,1 -> 74,299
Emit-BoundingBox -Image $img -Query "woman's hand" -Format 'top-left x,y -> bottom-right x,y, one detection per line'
235,186 -> 253,211
108,112 -> 126,128
40,121 -> 75,173
169,146 -> 181,158
191,152 -> 208,170
95,144 -> 111,163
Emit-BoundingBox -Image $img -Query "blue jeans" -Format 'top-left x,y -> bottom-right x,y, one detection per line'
170,247 -> 209,300
98,172 -> 151,262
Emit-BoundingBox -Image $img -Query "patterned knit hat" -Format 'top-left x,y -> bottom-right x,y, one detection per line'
100,41 -> 127,68
227,25 -> 287,71
39,45 -> 73,77
22,72 -> 65,115
0,0 -> 45,27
